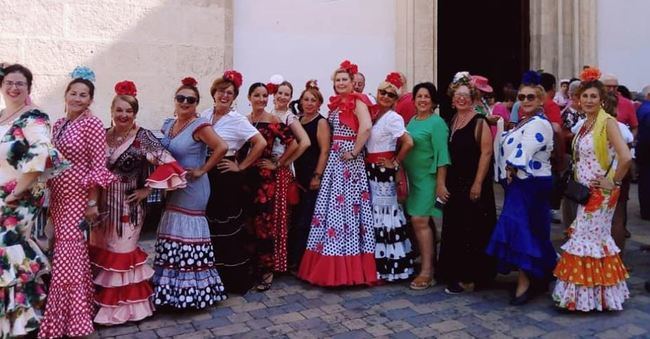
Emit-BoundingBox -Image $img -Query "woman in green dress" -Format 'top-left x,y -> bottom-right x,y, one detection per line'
403,82 -> 450,290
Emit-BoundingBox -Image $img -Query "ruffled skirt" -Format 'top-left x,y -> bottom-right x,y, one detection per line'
152,208 -> 227,309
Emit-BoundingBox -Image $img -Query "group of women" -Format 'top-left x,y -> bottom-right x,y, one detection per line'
0,60 -> 632,338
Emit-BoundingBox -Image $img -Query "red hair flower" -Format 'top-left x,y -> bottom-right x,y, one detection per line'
181,77 -> 198,87
114,80 -> 137,96
223,70 -> 243,88
339,60 -> 358,75
580,67 -> 601,82
385,72 -> 403,89
266,83 -> 278,95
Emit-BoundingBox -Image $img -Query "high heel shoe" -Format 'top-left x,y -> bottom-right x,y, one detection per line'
509,287 -> 532,306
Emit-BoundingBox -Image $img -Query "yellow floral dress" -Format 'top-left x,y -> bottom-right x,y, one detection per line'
0,109 -> 68,337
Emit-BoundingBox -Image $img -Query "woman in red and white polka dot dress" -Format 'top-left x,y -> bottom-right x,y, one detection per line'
39,73 -> 115,338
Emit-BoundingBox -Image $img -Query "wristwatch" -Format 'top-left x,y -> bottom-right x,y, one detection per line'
87,199 -> 97,207
613,179 -> 623,187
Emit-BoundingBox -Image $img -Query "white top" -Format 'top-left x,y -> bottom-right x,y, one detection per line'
271,109 -> 299,159
495,115 -> 554,180
200,108 -> 259,155
366,110 -> 406,153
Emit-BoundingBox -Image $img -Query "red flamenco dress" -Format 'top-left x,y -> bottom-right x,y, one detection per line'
89,128 -> 186,325
298,93 -> 378,286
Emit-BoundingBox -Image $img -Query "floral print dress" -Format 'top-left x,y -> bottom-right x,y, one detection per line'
0,109 -> 68,338
552,131 -> 629,311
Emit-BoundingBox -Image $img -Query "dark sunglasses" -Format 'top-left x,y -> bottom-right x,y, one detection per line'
378,89 -> 398,99
175,94 -> 198,104
517,94 -> 537,102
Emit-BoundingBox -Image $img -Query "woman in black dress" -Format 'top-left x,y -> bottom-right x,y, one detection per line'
288,80 -> 330,270
437,73 -> 497,294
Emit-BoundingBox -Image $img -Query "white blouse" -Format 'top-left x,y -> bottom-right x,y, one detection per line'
495,115 -> 554,180
366,110 -> 406,153
200,108 -> 259,155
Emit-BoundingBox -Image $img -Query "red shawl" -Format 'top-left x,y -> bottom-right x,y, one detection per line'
327,92 -> 374,132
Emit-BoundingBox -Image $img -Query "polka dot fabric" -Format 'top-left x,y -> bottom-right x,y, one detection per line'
495,114 -> 553,181
297,109 -> 377,286
552,132 -> 629,311
39,112 -> 115,338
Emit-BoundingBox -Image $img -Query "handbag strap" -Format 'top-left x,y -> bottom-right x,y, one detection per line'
604,156 -> 615,177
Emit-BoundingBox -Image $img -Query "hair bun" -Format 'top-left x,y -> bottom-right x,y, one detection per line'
181,77 -> 198,87
305,79 -> 319,90
114,80 -> 137,96
521,70 -> 541,86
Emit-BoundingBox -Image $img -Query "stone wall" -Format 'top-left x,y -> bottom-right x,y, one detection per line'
0,0 -> 233,129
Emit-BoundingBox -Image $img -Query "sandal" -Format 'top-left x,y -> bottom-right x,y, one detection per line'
409,275 -> 434,290
256,273 -> 273,292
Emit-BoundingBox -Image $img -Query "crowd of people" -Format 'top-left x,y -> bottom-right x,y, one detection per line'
0,59 -> 647,337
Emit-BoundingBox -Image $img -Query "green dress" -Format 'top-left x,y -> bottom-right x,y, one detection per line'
403,114 -> 450,217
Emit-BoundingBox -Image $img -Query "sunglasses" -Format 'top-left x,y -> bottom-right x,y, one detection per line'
378,89 -> 398,99
175,94 -> 198,104
517,94 -> 537,102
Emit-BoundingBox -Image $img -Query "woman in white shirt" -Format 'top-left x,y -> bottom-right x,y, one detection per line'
202,70 -> 267,294
365,73 -> 414,282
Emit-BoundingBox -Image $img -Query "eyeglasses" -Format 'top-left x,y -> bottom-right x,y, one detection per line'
2,80 -> 27,88
378,89 -> 398,99
217,89 -> 235,97
517,94 -> 537,102
175,94 -> 198,104
453,93 -> 471,99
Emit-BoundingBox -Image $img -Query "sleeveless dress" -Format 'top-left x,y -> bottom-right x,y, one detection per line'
152,117 -> 227,309
0,109 -> 68,338
298,104 -> 377,286
552,130 -> 629,311
365,110 -> 414,281
438,115 -> 497,285
289,114 -> 324,268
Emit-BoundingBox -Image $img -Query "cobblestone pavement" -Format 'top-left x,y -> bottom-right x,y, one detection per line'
95,184 -> 650,338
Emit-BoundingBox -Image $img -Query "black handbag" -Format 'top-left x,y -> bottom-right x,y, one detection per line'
563,157 -> 614,205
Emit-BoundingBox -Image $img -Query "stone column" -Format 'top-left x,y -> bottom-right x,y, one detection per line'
395,0 -> 436,88
529,0 -> 597,79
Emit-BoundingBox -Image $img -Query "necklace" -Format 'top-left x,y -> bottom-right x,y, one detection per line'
300,113 -> 319,125
449,112 -> 475,142
108,124 -> 136,146
0,104 -> 26,125
573,117 -> 597,162
211,108 -> 229,125
251,111 -> 265,129
169,117 -> 195,138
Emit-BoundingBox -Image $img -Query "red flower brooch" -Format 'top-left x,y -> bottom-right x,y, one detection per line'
580,67 -> 601,82
385,72 -> 403,89
114,80 -> 137,96
181,77 -> 198,87
340,60 -> 358,75
223,70 -> 243,88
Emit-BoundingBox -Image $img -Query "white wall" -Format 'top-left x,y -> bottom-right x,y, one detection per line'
233,0 -> 396,112
597,0 -> 650,92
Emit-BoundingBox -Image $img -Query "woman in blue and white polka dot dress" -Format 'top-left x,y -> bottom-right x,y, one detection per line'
486,79 -> 557,306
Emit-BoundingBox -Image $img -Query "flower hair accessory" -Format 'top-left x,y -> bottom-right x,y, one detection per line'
452,71 -> 472,86
70,66 -> 96,82
339,60 -> 358,75
223,70 -> 243,89
114,80 -> 137,96
385,72 -> 403,89
305,79 -> 318,89
521,70 -> 541,86
266,74 -> 284,95
181,77 -> 198,87
580,67 -> 602,82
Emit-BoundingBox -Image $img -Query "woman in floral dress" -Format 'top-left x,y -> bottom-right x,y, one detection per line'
40,67 -> 116,338
552,68 -> 632,311
89,81 -> 186,325
152,77 -> 228,309
0,64 -> 67,338
245,82 -> 298,291
298,60 -> 377,286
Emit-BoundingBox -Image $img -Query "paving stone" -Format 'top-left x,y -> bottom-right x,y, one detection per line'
269,311 -> 306,324
226,312 -> 253,323
364,324 -> 394,336
508,325 -> 546,338
343,318 -> 368,331
384,320 -> 413,332
173,329 -> 213,339
300,307 -> 326,319
289,317 -> 328,331
246,318 -> 273,330
410,326 -> 441,338
231,301 -> 266,313
437,330 -> 475,339
176,312 -> 212,324
99,325 -> 139,337
192,316 -> 231,330
617,324 -> 647,336
287,330 -> 320,339
266,323 -> 295,336
541,330 -> 580,339
382,307 -> 419,321
115,330 -> 158,339
430,320 -> 466,334
138,317 -> 179,331
237,328 -> 271,338
155,323 -> 195,337
525,310 -> 551,322
211,323 -> 251,336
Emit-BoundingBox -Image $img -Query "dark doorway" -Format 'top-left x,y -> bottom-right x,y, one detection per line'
437,0 -> 529,121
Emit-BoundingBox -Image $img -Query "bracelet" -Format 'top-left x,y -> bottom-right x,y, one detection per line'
613,179 -> 623,187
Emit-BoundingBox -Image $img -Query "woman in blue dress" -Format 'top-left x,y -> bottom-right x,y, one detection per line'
487,75 -> 557,305
152,77 -> 229,309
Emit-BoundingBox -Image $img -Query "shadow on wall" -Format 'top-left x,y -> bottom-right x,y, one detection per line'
0,0 -> 232,129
